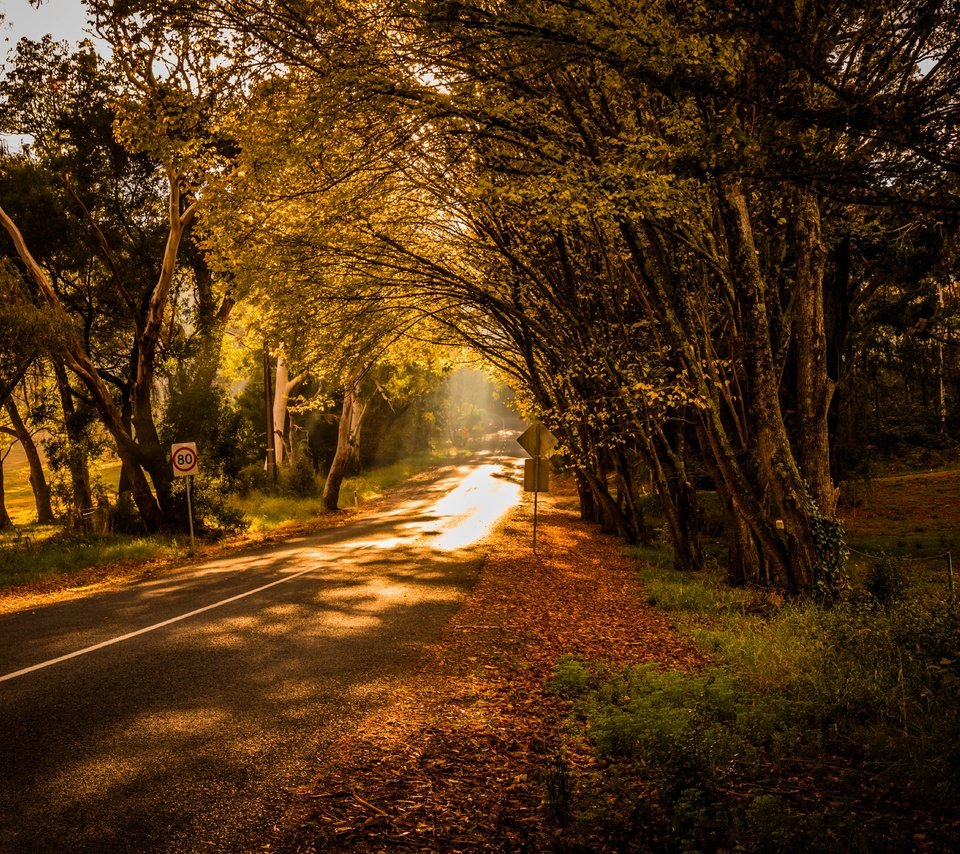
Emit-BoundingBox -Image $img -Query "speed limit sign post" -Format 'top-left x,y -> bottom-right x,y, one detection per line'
171,442 -> 198,552
171,443 -> 199,477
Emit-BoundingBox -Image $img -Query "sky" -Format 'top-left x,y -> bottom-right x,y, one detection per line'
1,0 -> 91,48
1,1 -> 94,149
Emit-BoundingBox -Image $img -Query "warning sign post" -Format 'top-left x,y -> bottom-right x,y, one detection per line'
516,423 -> 557,552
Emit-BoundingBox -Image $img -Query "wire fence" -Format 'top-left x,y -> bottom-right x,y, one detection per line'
847,544 -> 955,593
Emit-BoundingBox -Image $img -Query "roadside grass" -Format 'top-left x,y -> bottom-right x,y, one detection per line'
3,456 -> 123,526
550,474 -> 960,852
231,493 -> 326,532
233,448 -> 466,531
0,532 -> 187,589
3,475 -> 37,527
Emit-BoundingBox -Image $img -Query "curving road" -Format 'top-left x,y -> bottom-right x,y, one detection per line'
0,449 -> 522,853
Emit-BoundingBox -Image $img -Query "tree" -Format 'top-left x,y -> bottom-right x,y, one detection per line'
0,264 -> 64,528
201,67 -> 454,510
2,391 -> 53,524
0,21 -> 240,531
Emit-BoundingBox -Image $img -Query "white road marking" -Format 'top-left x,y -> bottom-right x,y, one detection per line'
0,565 -> 318,684
1,460 -> 522,686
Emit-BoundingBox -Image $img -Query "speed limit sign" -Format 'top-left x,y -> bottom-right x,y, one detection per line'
171,442 -> 199,477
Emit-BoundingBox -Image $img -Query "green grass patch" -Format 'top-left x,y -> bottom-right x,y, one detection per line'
0,533 -> 185,589
2,477 -> 38,527
229,493 -> 326,532
3,454 -> 123,526
847,529 -> 960,560
551,557 -> 960,852
340,450 -> 470,505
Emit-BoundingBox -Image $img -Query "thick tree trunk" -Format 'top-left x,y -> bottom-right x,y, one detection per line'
723,500 -> 770,587
271,354 -> 307,467
719,178 -> 822,595
130,337 -> 175,524
791,185 -> 838,514
322,384 -> 367,512
4,398 -> 53,524
575,470 -> 598,523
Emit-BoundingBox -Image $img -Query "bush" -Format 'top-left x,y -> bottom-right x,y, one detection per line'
236,462 -> 270,498
866,554 -> 908,605
558,568 -> 960,850
173,476 -> 248,536
280,455 -> 318,497
547,656 -> 595,698
583,667 -> 757,787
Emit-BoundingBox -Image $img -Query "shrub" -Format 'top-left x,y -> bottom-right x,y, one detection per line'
173,476 -> 248,536
866,554 -> 908,605
547,656 -> 594,698
236,462 -> 269,497
559,569 -> 960,850
280,455 -> 318,497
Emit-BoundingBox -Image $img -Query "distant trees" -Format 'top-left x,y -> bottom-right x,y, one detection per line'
197,64 -> 459,510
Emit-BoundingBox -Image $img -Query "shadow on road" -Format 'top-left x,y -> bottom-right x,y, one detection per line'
0,448 -> 523,853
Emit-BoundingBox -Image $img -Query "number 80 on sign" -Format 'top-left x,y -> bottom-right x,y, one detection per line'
171,442 -> 199,477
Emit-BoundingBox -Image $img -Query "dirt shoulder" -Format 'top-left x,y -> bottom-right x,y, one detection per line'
265,480 -> 706,853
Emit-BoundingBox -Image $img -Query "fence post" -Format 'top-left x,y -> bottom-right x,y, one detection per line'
948,552 -> 955,594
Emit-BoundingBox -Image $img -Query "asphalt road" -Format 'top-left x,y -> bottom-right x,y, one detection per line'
0,451 -> 522,853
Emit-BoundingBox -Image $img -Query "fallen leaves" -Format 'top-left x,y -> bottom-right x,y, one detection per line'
265,475 -> 706,852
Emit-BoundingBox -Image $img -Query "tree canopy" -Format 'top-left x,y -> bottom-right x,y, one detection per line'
2,0 -> 959,593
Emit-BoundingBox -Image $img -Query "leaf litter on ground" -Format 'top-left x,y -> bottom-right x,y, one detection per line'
263,477 -> 707,852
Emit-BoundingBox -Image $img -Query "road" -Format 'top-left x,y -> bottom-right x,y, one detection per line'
0,449 -> 522,853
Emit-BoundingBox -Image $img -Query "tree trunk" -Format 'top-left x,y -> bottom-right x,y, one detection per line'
4,398 -> 54,524
642,424 -> 704,572
322,383 -> 367,512
723,499 -> 770,587
130,343 -> 175,524
578,462 -> 638,542
271,353 -> 307,467
0,453 -> 12,530
668,464 -> 704,573
825,233 -> 853,482
53,361 -> 93,515
718,178 -> 822,595
575,469 -> 598,523
610,448 -> 649,545
791,184 -> 838,514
